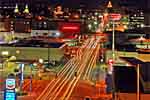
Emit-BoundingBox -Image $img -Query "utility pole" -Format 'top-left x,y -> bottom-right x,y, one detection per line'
110,13 -> 121,100
112,20 -> 115,61
137,64 -> 140,100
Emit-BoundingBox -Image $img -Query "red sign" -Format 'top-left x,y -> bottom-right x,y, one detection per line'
58,22 -> 81,38
62,26 -> 79,30
109,13 -> 122,21
59,22 -> 80,33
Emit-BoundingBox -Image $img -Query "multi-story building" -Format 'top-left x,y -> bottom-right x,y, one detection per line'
0,0 -> 51,33
0,0 -> 31,16
128,9 -> 144,29
143,0 -> 150,36
0,0 -> 50,17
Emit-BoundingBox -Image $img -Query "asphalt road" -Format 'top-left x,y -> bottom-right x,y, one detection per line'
18,80 -> 104,100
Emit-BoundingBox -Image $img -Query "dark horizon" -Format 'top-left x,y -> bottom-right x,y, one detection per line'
49,0 -> 148,9
0,0 -> 148,9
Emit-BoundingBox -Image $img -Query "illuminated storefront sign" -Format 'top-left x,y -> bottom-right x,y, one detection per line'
59,22 -> 81,33
58,22 -> 81,38
109,13 -> 122,21
136,44 -> 150,49
6,79 -> 15,90
62,26 -> 79,30
4,78 -> 17,100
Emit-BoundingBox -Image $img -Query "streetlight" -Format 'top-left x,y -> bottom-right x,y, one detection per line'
38,58 -> 44,80
1,51 -> 9,56
39,58 -> 44,64
16,50 -> 20,55
109,13 -> 122,60
109,13 -> 122,100
141,24 -> 150,28
137,64 -> 140,100
33,62 -> 37,67
112,20 -> 115,60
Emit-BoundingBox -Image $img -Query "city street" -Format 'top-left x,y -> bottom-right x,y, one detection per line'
0,0 -> 150,99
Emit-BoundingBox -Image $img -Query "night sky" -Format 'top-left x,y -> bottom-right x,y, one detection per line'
49,0 -> 147,9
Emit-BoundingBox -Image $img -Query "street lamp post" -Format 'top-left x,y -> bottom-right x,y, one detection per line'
112,20 -> 115,61
109,13 -> 122,100
110,13 -> 122,61
137,64 -> 140,100
38,58 -> 44,80
39,58 -> 44,64
111,20 -> 116,100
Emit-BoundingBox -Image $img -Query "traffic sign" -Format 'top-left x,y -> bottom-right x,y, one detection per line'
109,13 -> 122,21
6,79 -> 16,90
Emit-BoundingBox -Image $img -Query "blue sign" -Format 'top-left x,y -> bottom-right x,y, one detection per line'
4,91 -> 16,100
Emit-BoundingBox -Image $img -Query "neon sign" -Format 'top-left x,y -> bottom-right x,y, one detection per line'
59,22 -> 81,33
62,26 -> 79,30
136,44 -> 150,49
109,13 -> 122,21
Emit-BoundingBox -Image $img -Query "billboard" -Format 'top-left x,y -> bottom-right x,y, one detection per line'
58,22 -> 81,38
109,13 -> 122,21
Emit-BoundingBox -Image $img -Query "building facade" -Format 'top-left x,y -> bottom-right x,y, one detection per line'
144,0 -> 150,35
0,0 -> 50,17
129,9 -> 144,29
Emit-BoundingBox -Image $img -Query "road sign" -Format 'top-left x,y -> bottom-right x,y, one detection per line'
6,79 -> 16,90
109,13 -> 122,21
